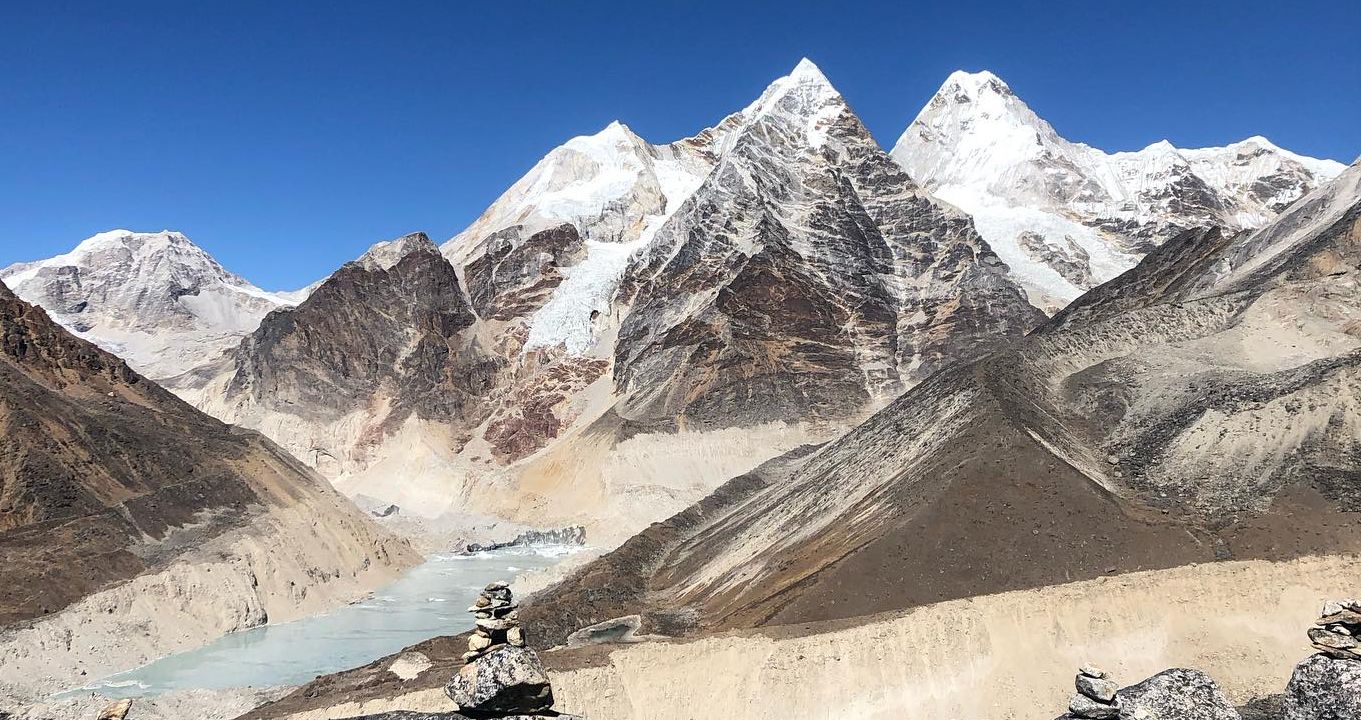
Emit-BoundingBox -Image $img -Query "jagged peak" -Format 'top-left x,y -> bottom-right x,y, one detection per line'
939,69 -> 1013,99
356,231 -> 438,272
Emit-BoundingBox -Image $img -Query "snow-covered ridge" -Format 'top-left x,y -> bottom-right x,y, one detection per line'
891,70 -> 1346,312
1,229 -> 309,378
442,58 -> 855,355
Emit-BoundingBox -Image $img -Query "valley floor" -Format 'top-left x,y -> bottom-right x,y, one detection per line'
239,552 -> 1360,720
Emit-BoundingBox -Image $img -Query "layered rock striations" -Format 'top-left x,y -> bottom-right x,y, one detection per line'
612,59 -> 1043,428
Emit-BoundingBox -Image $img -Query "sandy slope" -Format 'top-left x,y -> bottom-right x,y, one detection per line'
242,554 -> 1359,720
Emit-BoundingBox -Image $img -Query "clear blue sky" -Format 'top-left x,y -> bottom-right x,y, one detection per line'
2,0 -> 1357,289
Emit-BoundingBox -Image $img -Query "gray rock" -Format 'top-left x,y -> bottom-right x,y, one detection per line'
1077,674 -> 1119,703
1316,609 -> 1361,626
1320,599 -> 1360,617
1067,694 -> 1121,713
1068,693 -> 1119,718
1308,626 -> 1359,654
1115,668 -> 1241,720
340,707 -> 585,713
1284,653 -> 1361,720
446,645 -> 553,716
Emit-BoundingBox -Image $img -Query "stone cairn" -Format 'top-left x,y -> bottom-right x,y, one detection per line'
463,581 -> 525,662
1307,598 -> 1361,660
1063,664 -> 1120,719
443,581 -> 581,719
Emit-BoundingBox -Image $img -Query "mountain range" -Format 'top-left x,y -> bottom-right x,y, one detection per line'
3,63 -> 1345,548
1,59 -> 1355,715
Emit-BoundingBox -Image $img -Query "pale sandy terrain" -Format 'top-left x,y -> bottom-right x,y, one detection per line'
261,554 -> 1359,720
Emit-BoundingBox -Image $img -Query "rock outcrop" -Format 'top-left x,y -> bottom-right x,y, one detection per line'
465,527 -> 586,554
1284,654 -> 1361,720
1115,669 -> 1241,720
1057,666 -> 1242,719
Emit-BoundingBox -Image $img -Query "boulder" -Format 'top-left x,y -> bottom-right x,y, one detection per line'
446,645 -> 553,716
1283,653 -> 1361,720
1115,668 -> 1241,719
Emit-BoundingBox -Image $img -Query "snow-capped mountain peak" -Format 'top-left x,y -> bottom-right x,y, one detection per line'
736,58 -> 844,149
892,69 -> 1346,312
0,229 -> 301,378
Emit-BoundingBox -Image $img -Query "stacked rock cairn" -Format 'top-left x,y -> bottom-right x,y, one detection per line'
443,581 -> 581,719
463,581 -> 525,661
1307,598 -> 1361,660
1063,665 -> 1119,719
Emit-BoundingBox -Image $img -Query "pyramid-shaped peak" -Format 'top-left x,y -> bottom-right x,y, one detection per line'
742,58 -> 842,121
789,57 -> 830,84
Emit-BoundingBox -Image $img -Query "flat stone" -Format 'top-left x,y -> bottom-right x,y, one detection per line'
387,651 -> 433,681
1308,626 -> 1358,650
1078,664 -> 1107,679
1316,608 -> 1361,626
476,616 -> 520,631
1076,674 -> 1118,703
446,646 -> 553,715
1067,693 -> 1118,718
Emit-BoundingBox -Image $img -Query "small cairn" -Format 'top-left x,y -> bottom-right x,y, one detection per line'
1062,665 -> 1120,719
463,581 -> 525,662
444,581 -> 581,718
1307,598 -> 1361,661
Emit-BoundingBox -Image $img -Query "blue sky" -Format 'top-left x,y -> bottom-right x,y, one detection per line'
2,1 -> 1357,289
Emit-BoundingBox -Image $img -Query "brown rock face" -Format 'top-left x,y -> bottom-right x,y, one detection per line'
205,234 -> 506,471
612,68 -> 1043,432
0,280 -> 394,626
463,225 -> 586,321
